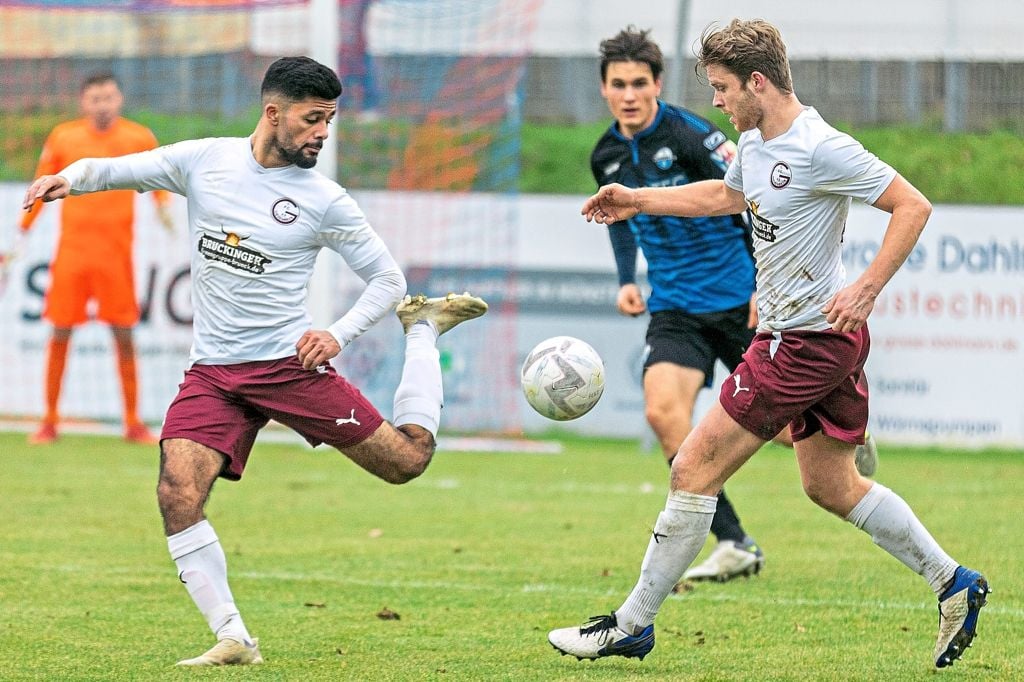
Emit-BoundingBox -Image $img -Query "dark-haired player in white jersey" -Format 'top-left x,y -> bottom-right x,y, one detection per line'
550,19 -> 988,669
23,56 -> 487,667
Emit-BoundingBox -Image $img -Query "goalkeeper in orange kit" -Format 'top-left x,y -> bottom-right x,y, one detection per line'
20,72 -> 173,444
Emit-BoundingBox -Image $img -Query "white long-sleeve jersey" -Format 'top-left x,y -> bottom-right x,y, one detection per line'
59,136 -> 406,365
724,107 -> 897,332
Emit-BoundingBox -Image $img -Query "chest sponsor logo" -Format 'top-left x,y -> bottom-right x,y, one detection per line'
647,172 -> 688,188
770,161 -> 792,189
747,199 -> 779,242
272,198 -> 299,224
603,161 -> 621,177
198,226 -> 273,275
653,146 -> 676,170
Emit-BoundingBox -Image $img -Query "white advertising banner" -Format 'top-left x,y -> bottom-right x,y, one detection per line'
0,186 -> 1020,447
842,205 -> 1024,446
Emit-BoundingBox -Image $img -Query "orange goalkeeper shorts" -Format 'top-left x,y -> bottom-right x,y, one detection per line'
43,251 -> 140,328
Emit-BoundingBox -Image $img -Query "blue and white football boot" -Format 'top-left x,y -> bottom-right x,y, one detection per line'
548,612 -> 655,661
934,566 -> 990,668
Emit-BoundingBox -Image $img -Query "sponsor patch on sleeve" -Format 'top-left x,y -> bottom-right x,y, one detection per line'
709,140 -> 738,171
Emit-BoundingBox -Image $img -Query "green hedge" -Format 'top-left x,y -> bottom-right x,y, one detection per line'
4,109 -> 1022,205
521,112 -> 1024,205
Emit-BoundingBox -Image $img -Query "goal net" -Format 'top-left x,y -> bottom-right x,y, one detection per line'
0,0 -> 540,434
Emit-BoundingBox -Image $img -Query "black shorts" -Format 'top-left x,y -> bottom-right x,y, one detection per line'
643,305 -> 755,387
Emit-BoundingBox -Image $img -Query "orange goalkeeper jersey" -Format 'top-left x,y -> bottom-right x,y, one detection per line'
20,117 -> 167,259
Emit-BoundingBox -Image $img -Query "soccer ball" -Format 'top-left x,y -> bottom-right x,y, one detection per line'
521,336 -> 605,421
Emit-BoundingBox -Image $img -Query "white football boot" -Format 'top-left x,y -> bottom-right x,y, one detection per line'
855,431 -> 879,477
548,612 -> 655,661
396,292 -> 488,335
682,536 -> 764,582
175,637 -> 263,666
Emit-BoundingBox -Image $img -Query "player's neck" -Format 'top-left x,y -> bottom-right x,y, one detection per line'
250,127 -> 289,168
757,94 -> 804,142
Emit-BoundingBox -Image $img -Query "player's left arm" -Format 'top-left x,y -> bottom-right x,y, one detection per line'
296,195 -> 406,370
822,174 -> 931,332
297,249 -> 405,370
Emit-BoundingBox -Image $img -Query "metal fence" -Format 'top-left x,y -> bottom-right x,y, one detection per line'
525,56 -> 1024,132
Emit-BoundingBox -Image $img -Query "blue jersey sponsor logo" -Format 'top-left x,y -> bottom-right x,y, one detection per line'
653,146 -> 675,170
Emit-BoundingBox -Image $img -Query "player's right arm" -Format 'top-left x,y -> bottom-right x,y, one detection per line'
591,142 -> 645,316
22,140 -> 202,210
582,179 -> 745,225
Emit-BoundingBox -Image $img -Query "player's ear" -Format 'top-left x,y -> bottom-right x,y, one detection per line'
653,76 -> 663,98
265,101 -> 280,126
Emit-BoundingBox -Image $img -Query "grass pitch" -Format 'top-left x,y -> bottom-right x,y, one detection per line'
0,431 -> 1021,681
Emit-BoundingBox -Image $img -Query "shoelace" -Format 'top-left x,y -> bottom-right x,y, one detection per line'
579,613 -> 619,644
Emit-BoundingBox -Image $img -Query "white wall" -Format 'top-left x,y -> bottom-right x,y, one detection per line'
530,0 -> 1024,59
248,0 -> 1024,60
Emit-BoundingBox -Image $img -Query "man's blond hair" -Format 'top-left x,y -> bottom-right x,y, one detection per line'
697,19 -> 793,94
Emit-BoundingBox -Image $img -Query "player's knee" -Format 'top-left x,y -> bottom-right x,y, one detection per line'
645,402 -> 686,431
156,468 -> 191,507
387,447 -> 433,484
802,478 -> 841,513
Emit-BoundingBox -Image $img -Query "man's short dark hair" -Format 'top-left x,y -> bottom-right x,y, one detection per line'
80,71 -> 118,93
261,56 -> 342,102
599,26 -> 664,82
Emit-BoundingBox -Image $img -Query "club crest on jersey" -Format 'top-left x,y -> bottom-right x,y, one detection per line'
272,198 -> 299,224
198,225 -> 273,275
747,199 -> 779,242
770,162 -> 792,189
653,146 -> 676,170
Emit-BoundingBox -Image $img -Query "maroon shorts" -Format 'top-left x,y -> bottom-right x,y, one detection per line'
719,326 -> 870,444
161,357 -> 384,480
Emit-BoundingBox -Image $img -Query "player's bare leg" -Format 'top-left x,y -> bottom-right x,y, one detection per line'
797,432 -> 988,668
642,363 -> 701,463
159,439 -> 260,666
112,325 -> 157,444
549,403 -> 766,659
643,363 -> 767,582
29,327 -> 72,445
341,292 -> 488,483
342,422 -> 436,484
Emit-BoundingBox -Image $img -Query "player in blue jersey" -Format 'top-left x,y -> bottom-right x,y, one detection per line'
590,27 -> 877,582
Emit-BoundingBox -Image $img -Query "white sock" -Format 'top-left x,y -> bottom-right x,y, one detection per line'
392,322 -> 443,436
615,490 -> 718,633
167,520 -> 252,643
846,482 -> 959,594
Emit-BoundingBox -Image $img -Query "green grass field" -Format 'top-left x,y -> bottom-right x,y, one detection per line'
1,432 -> 1021,681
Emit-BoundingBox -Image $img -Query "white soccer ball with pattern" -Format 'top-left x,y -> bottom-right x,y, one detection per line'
521,336 -> 605,421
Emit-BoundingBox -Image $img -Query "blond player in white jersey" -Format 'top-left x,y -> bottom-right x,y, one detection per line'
548,19 -> 989,670
23,56 -> 487,667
